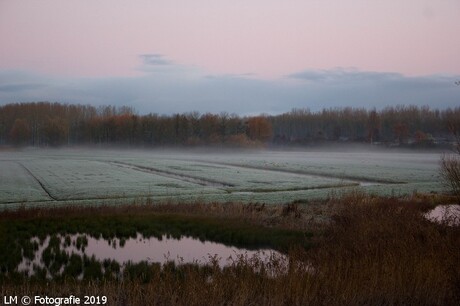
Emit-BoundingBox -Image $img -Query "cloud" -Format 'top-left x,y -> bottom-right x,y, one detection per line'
285,68 -> 460,108
139,54 -> 172,66
0,65 -> 459,115
0,83 -> 46,92
288,68 -> 403,83
287,68 -> 460,92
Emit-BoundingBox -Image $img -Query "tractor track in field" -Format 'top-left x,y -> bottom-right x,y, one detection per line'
109,161 -> 235,188
17,162 -> 59,201
182,160 -> 405,186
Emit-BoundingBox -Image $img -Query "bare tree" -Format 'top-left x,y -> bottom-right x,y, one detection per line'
440,154 -> 460,203
440,118 -> 460,203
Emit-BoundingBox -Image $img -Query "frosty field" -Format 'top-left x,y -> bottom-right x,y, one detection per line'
0,148 -> 445,208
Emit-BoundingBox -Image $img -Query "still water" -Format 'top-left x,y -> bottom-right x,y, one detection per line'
425,204 -> 460,226
19,233 -> 284,276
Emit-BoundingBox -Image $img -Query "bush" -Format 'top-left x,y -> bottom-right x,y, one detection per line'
440,154 -> 460,203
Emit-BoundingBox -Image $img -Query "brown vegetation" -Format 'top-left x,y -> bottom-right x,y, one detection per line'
440,154 -> 460,203
309,193 -> 460,305
1,194 -> 459,305
0,200 -> 326,233
440,116 -> 460,203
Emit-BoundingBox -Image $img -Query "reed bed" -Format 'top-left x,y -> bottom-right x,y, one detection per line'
1,193 -> 459,305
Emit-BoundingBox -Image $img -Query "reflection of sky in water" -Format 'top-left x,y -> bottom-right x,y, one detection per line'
19,234 -> 284,274
85,234 -> 282,266
425,205 -> 460,226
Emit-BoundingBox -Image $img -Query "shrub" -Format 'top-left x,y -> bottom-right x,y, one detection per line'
440,154 -> 460,203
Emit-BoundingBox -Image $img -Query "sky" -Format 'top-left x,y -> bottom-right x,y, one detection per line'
0,0 -> 459,115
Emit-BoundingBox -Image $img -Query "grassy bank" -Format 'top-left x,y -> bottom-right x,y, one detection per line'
1,195 -> 459,305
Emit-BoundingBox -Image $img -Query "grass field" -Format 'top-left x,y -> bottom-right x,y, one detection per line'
0,161 -> 51,203
0,148 -> 445,207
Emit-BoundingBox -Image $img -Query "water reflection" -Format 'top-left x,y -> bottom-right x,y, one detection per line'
425,204 -> 460,226
18,233 -> 284,278
84,233 -> 280,266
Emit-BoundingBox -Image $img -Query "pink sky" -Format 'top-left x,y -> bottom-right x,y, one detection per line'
1,0 -> 460,78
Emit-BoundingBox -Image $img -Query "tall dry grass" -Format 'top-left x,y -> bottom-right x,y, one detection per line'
308,192 -> 460,305
1,194 -> 459,305
1,199 -> 329,232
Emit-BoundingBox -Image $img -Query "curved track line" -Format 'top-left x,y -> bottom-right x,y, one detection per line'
17,162 -> 58,201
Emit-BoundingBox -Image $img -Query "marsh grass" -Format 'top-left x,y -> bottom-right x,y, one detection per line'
308,192 -> 460,305
440,153 -> 460,203
1,195 -> 459,305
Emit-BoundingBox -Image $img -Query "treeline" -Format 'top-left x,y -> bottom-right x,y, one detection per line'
0,102 -> 459,147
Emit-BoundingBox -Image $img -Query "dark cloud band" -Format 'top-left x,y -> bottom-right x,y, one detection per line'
0,66 -> 458,115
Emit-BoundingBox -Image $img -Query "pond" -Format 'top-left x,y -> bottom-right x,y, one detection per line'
18,233 -> 284,279
425,204 -> 460,226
